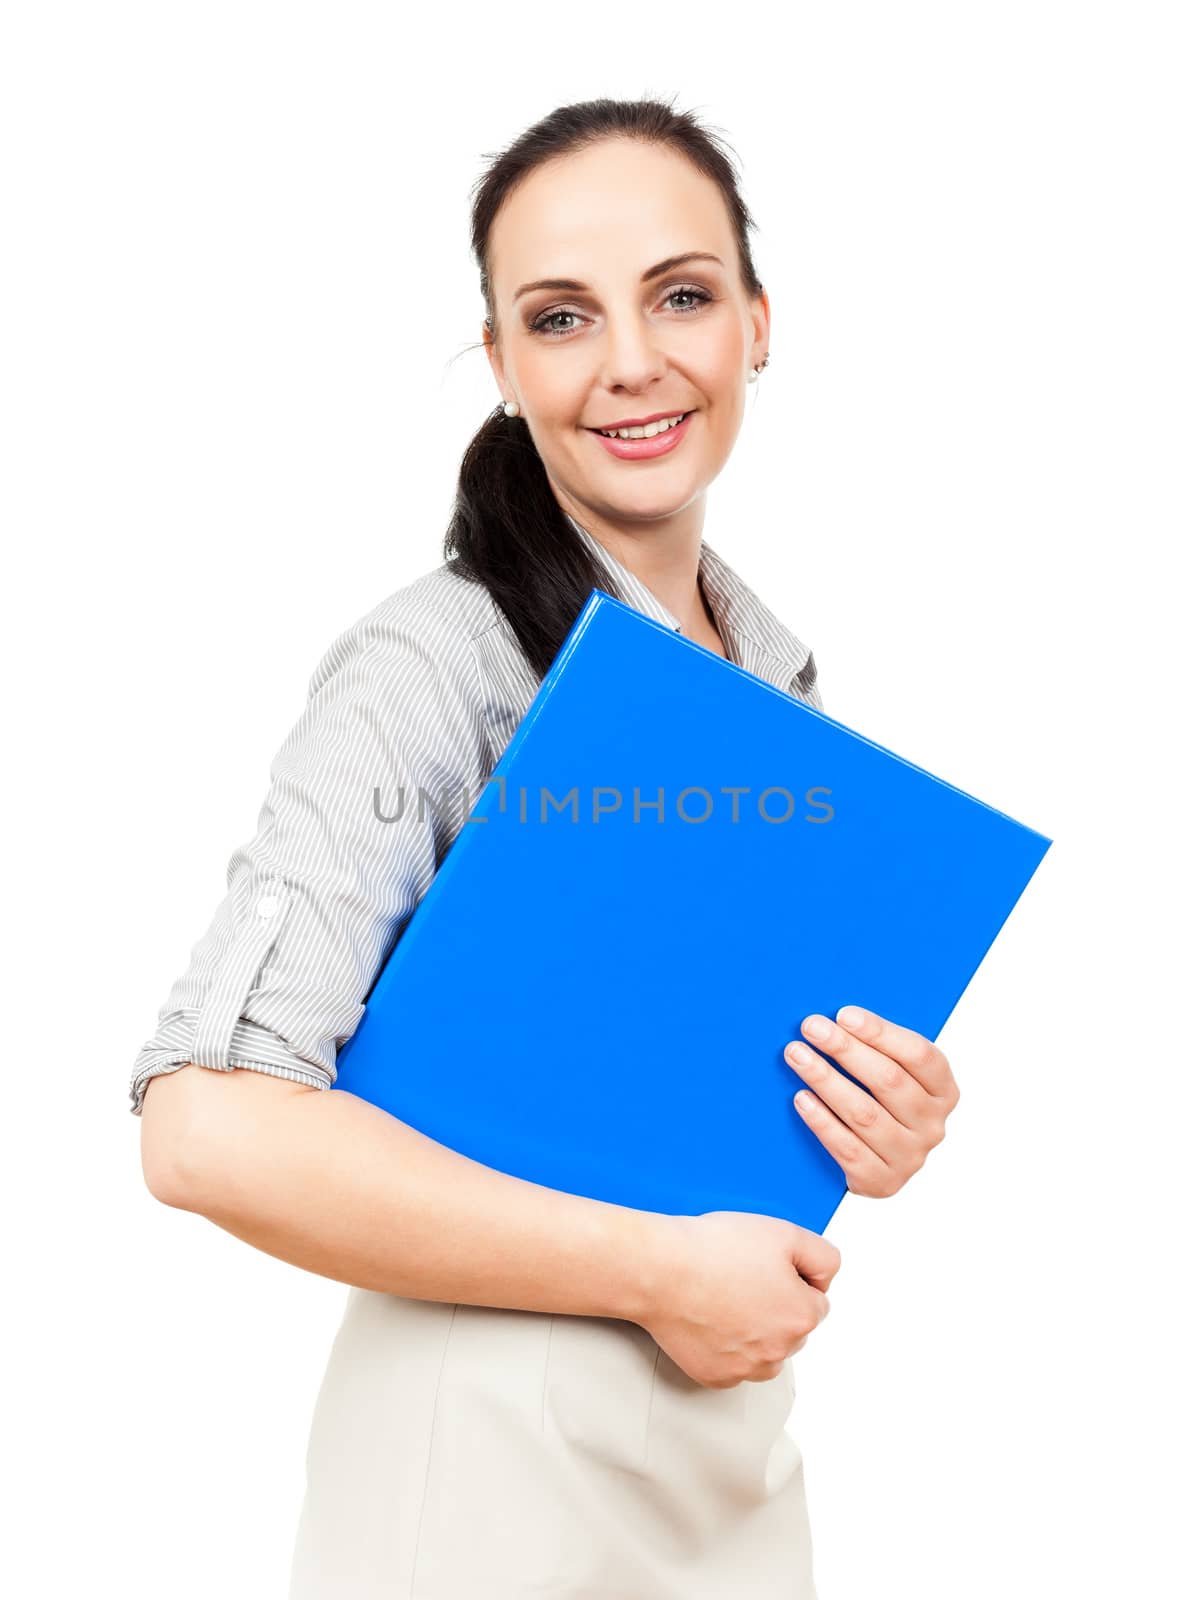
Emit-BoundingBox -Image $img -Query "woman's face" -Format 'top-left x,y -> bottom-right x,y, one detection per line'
484,137 -> 769,533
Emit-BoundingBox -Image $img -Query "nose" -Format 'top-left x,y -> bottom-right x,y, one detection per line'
595,310 -> 672,396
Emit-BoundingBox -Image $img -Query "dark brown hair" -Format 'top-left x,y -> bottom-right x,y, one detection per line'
444,94 -> 766,679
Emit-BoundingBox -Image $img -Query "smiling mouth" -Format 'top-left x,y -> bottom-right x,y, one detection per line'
585,409 -> 697,436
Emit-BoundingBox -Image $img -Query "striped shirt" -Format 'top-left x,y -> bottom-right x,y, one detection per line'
129,516 -> 822,1116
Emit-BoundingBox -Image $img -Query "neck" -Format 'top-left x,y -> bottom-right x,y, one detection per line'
559,496 -> 711,637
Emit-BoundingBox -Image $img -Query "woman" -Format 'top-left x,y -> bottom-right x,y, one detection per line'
134,96 -> 960,1598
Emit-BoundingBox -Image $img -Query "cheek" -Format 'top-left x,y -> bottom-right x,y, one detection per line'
512,352 -> 581,423
698,313 -> 750,382
686,343 -> 751,431
544,368 -> 585,416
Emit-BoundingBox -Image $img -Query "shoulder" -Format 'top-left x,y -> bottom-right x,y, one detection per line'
306,563 -> 502,700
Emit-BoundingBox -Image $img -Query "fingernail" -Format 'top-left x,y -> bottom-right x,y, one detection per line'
803,1015 -> 831,1042
838,1006 -> 865,1029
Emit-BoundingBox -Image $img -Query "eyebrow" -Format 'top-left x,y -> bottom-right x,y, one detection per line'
512,251 -> 725,305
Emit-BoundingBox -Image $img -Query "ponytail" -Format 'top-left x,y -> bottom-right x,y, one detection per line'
442,406 -> 618,681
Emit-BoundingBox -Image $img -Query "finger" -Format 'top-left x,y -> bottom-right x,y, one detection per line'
794,1014 -> 935,1129
796,1257 -> 838,1295
786,1031 -> 919,1157
792,1234 -> 842,1291
834,1006 -> 952,1097
792,1084 -> 897,1185
755,1360 -> 788,1383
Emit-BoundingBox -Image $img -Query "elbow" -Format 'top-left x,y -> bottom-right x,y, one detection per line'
142,1145 -> 192,1210
140,1131 -> 194,1210
138,1067 -> 211,1211
138,1060 -> 323,1213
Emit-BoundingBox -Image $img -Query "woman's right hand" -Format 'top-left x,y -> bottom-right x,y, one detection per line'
637,1211 -> 841,1389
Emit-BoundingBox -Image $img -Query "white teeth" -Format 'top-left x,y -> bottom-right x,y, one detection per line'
599,412 -> 687,440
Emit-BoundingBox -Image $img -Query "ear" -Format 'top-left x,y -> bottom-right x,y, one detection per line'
483,319 -> 505,395
751,285 -> 771,368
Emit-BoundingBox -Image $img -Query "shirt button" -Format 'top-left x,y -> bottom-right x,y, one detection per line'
256,894 -> 280,919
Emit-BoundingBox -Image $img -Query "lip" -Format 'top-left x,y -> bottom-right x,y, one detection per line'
591,407 -> 692,430
587,409 -> 696,461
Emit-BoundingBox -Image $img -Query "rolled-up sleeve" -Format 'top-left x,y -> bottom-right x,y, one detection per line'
129,585 -> 490,1116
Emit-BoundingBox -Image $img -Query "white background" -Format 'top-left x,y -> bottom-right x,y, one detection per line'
3,4 -> 1196,1596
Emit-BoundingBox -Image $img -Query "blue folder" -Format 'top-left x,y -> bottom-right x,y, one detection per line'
334,591 -> 1052,1234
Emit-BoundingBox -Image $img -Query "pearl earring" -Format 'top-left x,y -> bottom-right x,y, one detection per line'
503,400 -> 520,418
748,353 -> 770,384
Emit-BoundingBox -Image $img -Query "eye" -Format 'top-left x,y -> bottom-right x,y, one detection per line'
529,307 -> 585,338
528,283 -> 714,339
664,286 -> 712,315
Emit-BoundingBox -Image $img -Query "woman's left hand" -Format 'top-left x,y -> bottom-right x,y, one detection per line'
784,1006 -> 960,1197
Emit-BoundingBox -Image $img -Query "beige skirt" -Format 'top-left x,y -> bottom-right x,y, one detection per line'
288,1287 -> 817,1599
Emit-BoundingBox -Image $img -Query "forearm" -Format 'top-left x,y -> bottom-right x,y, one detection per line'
168,1081 -> 665,1324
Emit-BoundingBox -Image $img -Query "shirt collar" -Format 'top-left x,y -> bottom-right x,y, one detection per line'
565,513 -> 818,701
